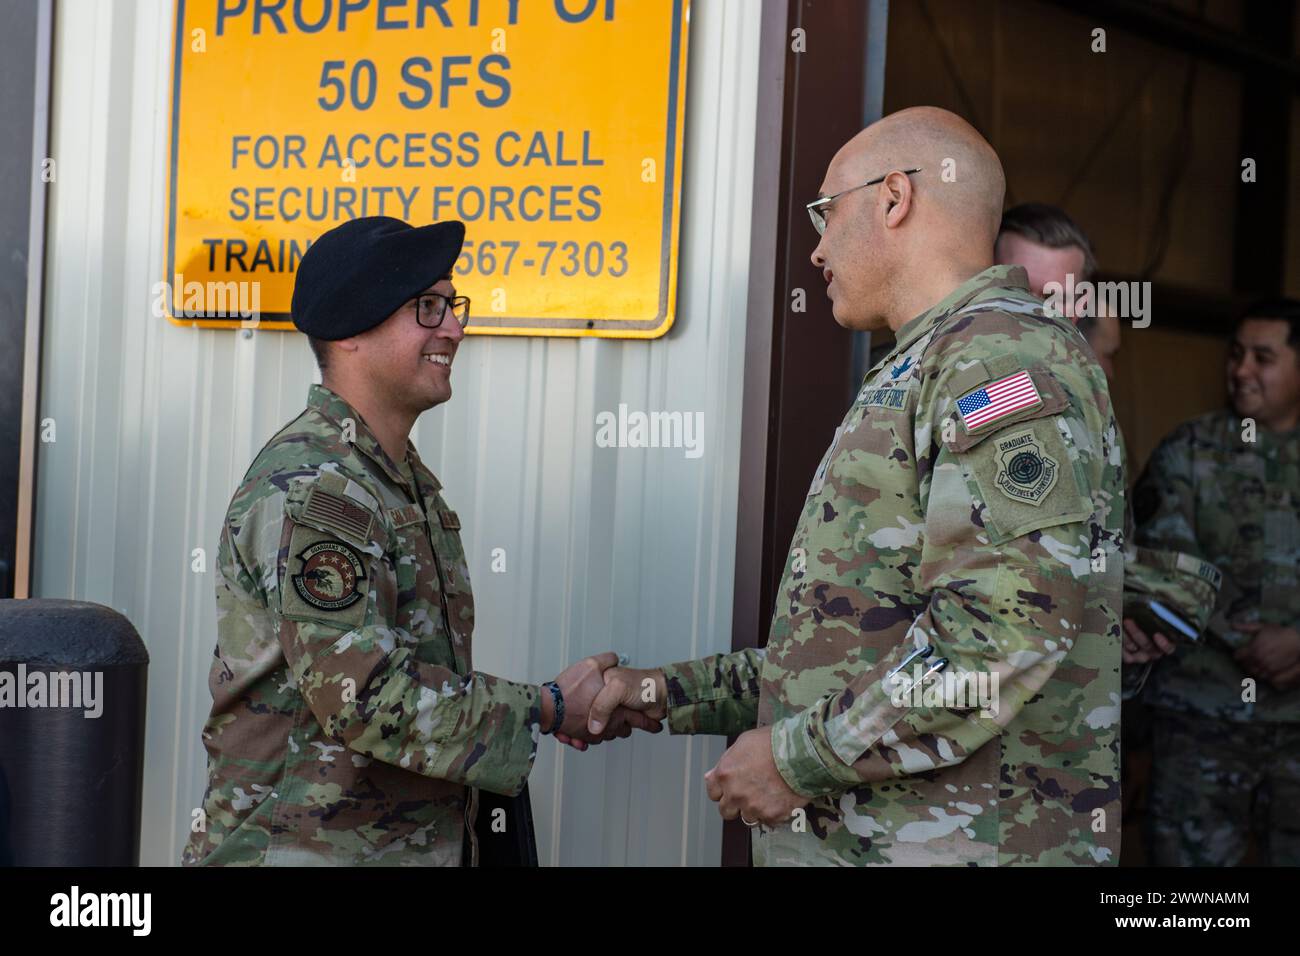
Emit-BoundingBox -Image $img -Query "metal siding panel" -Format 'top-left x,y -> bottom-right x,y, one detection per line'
37,0 -> 760,867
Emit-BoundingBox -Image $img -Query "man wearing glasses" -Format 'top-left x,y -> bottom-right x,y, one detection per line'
183,216 -> 655,866
589,107 -> 1125,865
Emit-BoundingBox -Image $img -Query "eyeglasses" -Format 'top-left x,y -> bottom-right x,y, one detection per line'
410,293 -> 471,329
806,167 -> 922,235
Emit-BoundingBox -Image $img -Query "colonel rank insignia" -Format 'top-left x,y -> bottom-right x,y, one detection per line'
993,427 -> 1059,505
292,540 -> 366,610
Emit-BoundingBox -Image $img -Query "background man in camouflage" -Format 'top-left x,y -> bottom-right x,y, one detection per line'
183,216 -> 654,867
585,107 -> 1126,865
1128,298 -> 1300,866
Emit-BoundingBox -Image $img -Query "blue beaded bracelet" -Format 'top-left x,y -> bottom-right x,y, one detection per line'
542,681 -> 564,734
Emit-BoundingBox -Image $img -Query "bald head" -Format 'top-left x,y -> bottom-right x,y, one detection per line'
840,107 -> 1005,245
810,107 -> 1007,332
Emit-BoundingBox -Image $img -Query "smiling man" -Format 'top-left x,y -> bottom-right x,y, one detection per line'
1130,298 -> 1300,866
590,107 -> 1125,865
183,216 -> 653,867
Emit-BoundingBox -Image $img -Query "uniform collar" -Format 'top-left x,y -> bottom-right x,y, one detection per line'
890,264 -> 1031,355
307,384 -> 440,492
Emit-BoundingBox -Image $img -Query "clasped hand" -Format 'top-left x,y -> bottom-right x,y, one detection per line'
548,659 -> 809,827
1122,618 -> 1300,690
543,653 -> 664,750
1234,622 -> 1300,690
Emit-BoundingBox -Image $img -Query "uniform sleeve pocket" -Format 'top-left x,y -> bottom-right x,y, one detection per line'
279,475 -> 382,627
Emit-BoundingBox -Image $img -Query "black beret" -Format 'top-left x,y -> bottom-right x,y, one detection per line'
291,216 -> 466,340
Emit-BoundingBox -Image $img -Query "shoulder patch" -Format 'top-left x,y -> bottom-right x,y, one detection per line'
962,417 -> 1091,542
291,539 -> 366,611
300,487 -> 376,544
991,427 -> 1059,505
285,471 -> 383,550
956,370 -> 1042,434
945,367 -> 1071,454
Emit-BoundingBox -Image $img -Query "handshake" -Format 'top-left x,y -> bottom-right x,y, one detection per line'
538,652 -> 667,751
536,652 -> 812,827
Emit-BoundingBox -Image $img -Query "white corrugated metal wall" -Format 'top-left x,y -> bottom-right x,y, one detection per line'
35,0 -> 762,866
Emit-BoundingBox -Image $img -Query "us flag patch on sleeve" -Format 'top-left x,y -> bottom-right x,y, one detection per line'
301,488 -> 375,544
956,370 -> 1042,433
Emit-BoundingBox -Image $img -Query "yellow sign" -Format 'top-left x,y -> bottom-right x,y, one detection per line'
164,0 -> 689,337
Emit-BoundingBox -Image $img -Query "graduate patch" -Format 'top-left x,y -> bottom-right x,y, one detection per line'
993,428 -> 1058,505
292,540 -> 366,611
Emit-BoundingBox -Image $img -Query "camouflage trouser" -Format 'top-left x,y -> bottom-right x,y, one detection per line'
1146,708 -> 1300,866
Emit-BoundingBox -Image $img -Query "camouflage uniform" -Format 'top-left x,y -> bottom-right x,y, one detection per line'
1132,409 -> 1300,865
183,385 -> 542,866
663,265 -> 1125,865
